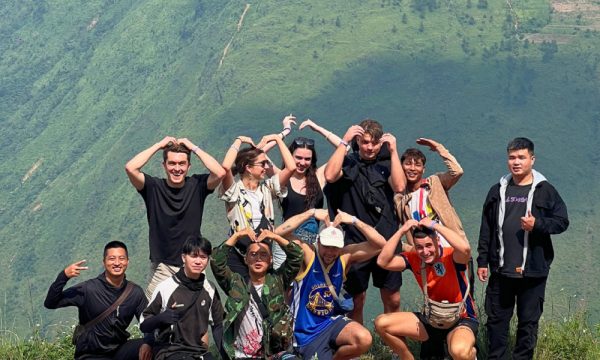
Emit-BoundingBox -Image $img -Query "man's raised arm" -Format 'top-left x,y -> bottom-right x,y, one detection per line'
419,217 -> 470,264
377,220 -> 416,272
333,210 -> 386,265
275,209 -> 329,237
383,133 -> 406,193
125,136 -> 176,191
417,138 -> 463,190
177,138 -> 225,190
324,125 -> 363,183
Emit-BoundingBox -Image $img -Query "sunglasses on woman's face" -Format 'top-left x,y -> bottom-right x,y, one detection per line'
293,138 -> 315,148
251,160 -> 272,168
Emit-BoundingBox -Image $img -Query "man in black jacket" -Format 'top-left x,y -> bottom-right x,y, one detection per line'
44,241 -> 149,360
477,137 -> 569,360
323,119 -> 406,324
140,236 -> 224,360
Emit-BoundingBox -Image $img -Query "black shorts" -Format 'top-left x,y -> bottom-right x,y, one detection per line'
344,256 -> 402,295
414,312 -> 479,340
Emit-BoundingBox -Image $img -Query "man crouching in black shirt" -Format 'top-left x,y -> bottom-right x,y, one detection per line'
141,236 -> 224,360
44,241 -> 149,360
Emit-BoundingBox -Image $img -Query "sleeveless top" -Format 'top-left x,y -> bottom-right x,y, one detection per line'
281,184 -> 324,220
291,252 -> 346,347
282,185 -> 324,244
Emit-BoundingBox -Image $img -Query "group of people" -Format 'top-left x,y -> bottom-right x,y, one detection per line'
44,116 -> 569,360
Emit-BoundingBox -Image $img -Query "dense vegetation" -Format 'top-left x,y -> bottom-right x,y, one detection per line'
0,0 -> 598,344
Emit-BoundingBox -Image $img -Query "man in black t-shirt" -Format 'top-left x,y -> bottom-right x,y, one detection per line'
126,136 -> 225,299
324,119 -> 406,324
477,137 -> 569,360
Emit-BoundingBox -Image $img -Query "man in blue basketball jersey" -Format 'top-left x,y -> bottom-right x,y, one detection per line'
276,208 -> 390,360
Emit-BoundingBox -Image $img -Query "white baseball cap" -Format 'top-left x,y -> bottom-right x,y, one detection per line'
318,226 -> 344,248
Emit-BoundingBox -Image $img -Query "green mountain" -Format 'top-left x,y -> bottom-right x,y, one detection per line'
0,0 -> 598,336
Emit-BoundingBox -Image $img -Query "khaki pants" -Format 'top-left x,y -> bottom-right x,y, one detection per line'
145,262 -> 180,300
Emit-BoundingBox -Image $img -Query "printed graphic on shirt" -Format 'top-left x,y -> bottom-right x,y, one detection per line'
409,188 -> 439,221
307,284 -> 335,316
501,183 -> 531,276
433,262 -> 446,277
235,326 -> 263,358
505,195 -> 528,204
234,285 -> 264,358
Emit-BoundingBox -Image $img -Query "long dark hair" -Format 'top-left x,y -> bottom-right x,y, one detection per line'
287,137 -> 320,210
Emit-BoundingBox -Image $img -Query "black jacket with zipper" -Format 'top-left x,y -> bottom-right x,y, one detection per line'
477,178 -> 569,277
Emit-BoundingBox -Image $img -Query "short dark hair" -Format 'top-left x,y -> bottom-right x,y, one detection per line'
412,226 -> 435,239
507,137 -> 534,155
103,241 -> 128,259
401,148 -> 427,165
163,142 -> 191,162
182,236 -> 212,256
233,147 -> 265,176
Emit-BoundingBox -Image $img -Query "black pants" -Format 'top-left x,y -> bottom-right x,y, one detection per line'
158,351 -> 215,360
77,338 -> 145,360
485,273 -> 547,360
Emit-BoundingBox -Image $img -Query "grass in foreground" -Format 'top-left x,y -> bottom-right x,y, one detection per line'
0,311 -> 597,359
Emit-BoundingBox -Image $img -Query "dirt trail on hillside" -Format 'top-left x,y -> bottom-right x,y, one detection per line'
22,158 -> 43,183
219,4 -> 251,69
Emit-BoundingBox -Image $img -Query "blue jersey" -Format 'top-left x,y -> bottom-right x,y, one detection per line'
291,251 -> 346,347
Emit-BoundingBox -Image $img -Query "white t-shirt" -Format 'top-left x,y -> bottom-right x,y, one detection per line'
408,188 -> 450,247
244,189 -> 264,229
234,284 -> 264,359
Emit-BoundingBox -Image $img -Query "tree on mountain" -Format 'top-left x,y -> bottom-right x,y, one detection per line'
540,40 -> 558,63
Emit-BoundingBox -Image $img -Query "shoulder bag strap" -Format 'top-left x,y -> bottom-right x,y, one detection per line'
82,282 -> 134,331
315,247 -> 339,300
419,262 -> 430,308
249,283 -> 270,320
463,260 -> 471,304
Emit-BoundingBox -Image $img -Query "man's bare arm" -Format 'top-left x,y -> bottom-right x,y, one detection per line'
125,136 -> 176,191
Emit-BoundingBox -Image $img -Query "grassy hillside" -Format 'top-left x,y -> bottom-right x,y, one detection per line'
0,0 -> 598,336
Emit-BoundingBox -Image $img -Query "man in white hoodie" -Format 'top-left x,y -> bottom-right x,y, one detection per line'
477,137 -> 569,360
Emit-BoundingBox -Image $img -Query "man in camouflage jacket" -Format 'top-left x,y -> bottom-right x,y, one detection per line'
211,228 -> 303,359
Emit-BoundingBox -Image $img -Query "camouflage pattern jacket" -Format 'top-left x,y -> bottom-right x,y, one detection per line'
211,241 -> 303,359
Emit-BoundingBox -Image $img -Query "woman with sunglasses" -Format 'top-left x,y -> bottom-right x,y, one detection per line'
270,118 -> 347,244
220,133 -> 296,277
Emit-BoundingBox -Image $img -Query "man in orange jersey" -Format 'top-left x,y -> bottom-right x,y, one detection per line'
375,218 -> 477,360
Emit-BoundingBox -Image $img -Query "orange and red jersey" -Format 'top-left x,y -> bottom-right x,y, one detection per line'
401,247 -> 477,319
